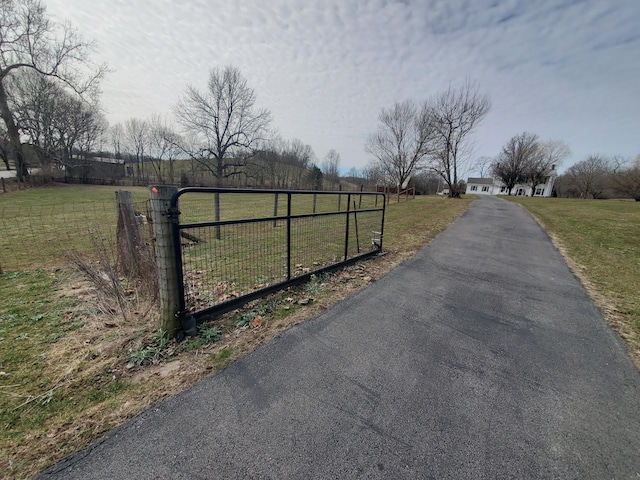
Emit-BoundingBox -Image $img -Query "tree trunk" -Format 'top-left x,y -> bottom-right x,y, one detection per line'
0,151 -> 10,170
0,81 -> 28,182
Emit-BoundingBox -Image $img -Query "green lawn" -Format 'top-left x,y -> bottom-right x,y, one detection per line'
0,185 -> 150,271
506,197 -> 640,363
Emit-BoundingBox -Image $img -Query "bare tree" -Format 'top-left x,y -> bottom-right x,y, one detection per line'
566,155 -> 612,199
252,137 -> 316,189
492,132 -> 540,195
525,139 -> 570,196
148,114 -> 182,184
10,69 -> 106,167
124,118 -> 150,183
473,156 -> 493,178
76,109 -> 108,160
8,70 -> 60,163
173,65 -> 271,187
412,171 -> 442,195
363,162 -> 384,188
321,149 -> 341,189
427,80 -> 491,198
174,65 -> 271,237
289,138 -> 315,188
612,154 -> 640,201
258,136 -> 291,188
110,123 -> 124,160
0,0 -> 106,181
56,92 -> 106,164
365,100 -> 434,201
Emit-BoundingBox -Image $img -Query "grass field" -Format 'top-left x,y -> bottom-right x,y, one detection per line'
506,197 -> 640,364
0,187 -> 473,479
0,185 -> 150,271
0,185 -> 380,272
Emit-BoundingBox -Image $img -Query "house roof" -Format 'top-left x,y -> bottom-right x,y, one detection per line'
467,177 -> 494,185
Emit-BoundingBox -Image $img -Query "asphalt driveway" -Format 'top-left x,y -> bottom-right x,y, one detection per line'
40,196 -> 640,479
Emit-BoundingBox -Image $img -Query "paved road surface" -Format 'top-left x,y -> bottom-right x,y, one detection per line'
40,196 -> 640,479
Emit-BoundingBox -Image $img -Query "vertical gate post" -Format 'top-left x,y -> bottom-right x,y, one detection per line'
150,185 -> 180,336
286,193 -> 292,280
344,194 -> 351,261
273,192 -> 279,227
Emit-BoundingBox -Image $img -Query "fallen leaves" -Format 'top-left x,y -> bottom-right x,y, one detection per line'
250,316 -> 264,328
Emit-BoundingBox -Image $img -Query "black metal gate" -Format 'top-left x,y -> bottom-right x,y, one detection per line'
170,188 -> 385,328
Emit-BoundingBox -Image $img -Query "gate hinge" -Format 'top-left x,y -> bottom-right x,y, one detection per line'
168,206 -> 181,223
174,311 -> 197,343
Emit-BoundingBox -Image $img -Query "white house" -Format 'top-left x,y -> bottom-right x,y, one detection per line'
466,166 -> 557,197
465,178 -> 496,195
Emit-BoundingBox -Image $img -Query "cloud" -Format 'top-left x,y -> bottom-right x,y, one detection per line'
43,0 -> 640,170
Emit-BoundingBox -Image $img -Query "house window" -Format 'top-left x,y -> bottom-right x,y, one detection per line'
482,186 -> 489,192
500,186 -> 507,193
535,188 -> 544,196
470,185 -> 477,191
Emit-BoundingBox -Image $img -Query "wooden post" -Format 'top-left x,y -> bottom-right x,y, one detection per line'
149,185 -> 181,336
116,190 -> 158,298
116,190 -> 143,277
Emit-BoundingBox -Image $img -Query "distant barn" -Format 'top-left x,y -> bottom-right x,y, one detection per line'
65,157 -> 126,182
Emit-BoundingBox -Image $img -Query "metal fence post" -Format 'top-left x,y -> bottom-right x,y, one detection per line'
286,193 -> 292,280
273,192 -> 279,227
344,195 -> 351,261
149,185 -> 181,336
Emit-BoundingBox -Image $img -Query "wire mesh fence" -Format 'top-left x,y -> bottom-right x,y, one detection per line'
172,189 -> 385,320
0,198 -> 152,272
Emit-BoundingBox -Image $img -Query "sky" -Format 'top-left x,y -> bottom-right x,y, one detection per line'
45,0 -> 640,175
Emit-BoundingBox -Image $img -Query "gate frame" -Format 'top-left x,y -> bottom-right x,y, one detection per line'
168,187 -> 386,337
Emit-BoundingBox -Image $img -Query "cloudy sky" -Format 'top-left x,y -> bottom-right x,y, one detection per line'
45,0 -> 640,174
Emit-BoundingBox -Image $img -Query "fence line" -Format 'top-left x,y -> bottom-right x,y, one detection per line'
0,198 -> 152,272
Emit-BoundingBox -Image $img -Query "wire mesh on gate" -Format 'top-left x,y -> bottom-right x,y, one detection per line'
173,189 -> 385,321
